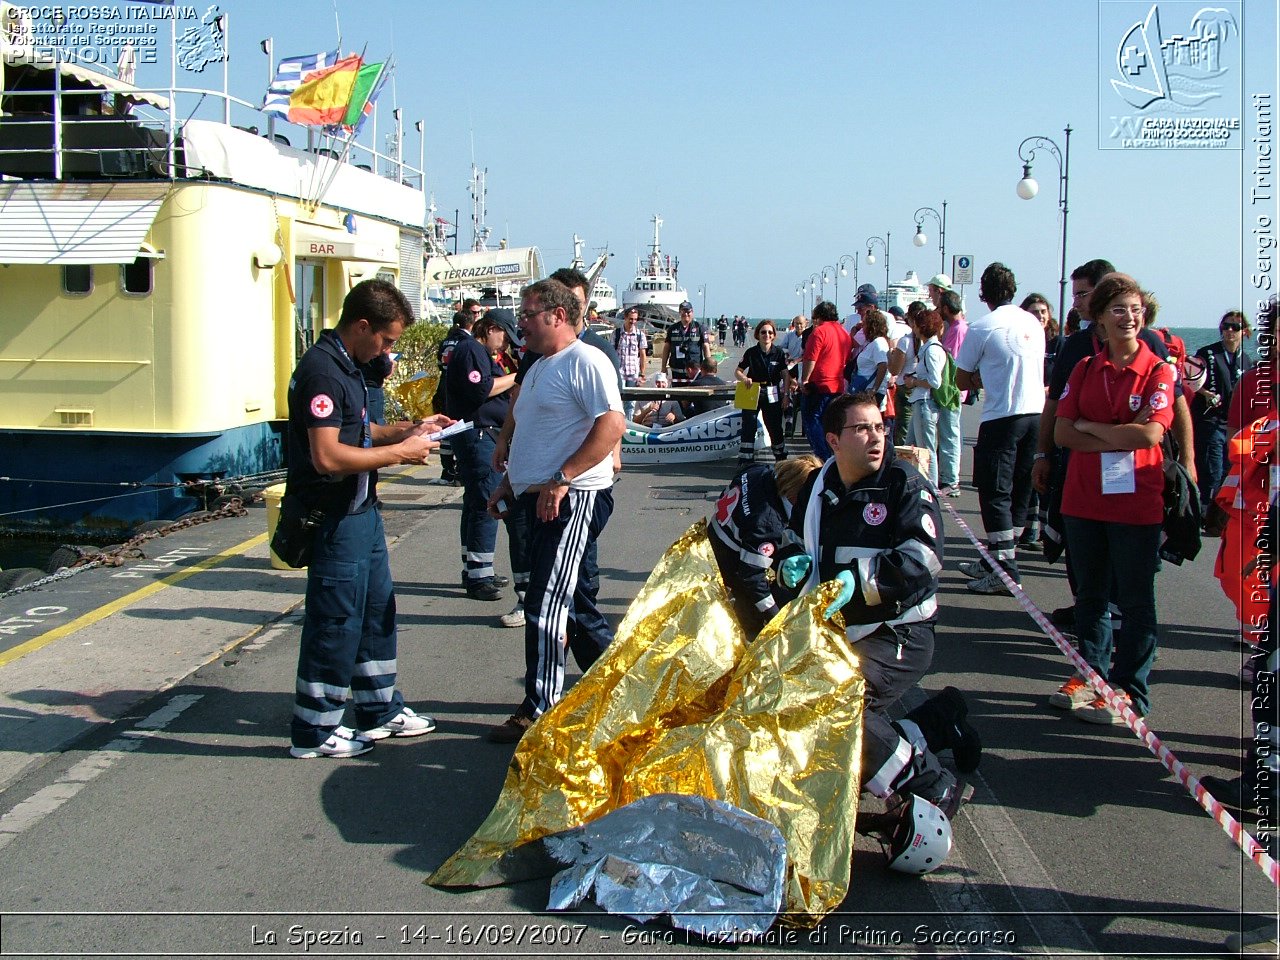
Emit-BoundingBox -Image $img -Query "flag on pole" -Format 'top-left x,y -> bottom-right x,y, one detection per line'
335,61 -> 384,133
284,54 -> 363,125
262,49 -> 340,119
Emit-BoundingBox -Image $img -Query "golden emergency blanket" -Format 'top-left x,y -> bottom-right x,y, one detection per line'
429,520 -> 865,925
390,373 -> 440,420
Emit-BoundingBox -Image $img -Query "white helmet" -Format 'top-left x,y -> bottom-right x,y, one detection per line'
1182,354 -> 1208,393
884,796 -> 953,875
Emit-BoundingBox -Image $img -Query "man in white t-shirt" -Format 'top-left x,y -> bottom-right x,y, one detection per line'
954,262 -> 1045,595
486,279 -> 625,742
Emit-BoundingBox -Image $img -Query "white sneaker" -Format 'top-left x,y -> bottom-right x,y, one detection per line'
499,603 -> 525,628
958,559 -> 988,580
289,727 -> 374,759
361,706 -> 437,740
967,570 -> 1018,595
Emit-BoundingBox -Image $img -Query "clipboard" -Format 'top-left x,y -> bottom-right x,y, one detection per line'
734,381 -> 761,410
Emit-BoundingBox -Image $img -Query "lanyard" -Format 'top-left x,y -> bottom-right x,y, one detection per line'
331,334 -> 371,448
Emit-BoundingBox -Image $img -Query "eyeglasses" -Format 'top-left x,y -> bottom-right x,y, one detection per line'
758,330 -> 776,337
468,308 -> 484,315
1221,322 -> 1244,332
517,306 -> 554,321
1072,289 -> 1092,301
1108,304 -> 1146,319
841,422 -> 887,436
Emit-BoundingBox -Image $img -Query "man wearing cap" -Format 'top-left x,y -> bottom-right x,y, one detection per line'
926,274 -> 952,309
662,301 -> 706,385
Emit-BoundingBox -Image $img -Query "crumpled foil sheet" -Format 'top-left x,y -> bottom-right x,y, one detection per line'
544,793 -> 785,938
429,519 -> 865,926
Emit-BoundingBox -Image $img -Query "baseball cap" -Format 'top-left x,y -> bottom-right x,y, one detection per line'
679,301 -> 694,312
853,286 -> 879,308
887,305 -> 906,319
654,372 -> 669,385
484,307 -> 521,346
927,274 -> 953,291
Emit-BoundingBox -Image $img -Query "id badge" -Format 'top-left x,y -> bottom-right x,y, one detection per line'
764,385 -> 779,403
1100,451 -> 1136,495
674,347 -> 685,359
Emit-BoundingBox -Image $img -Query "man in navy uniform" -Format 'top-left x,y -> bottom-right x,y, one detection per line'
662,301 -> 706,385
781,392 -> 980,817
285,279 -> 454,759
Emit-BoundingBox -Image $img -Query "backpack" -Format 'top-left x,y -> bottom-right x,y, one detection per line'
927,342 -> 961,410
1154,327 -> 1188,380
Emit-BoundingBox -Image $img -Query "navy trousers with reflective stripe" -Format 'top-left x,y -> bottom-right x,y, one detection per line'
521,487 -> 614,716
291,508 -> 404,748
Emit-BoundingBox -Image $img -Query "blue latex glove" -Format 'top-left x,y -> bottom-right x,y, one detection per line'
779,554 -> 813,589
823,570 -> 857,619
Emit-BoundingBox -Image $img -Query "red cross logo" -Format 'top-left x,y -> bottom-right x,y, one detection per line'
310,394 -> 334,418
716,486 -> 740,524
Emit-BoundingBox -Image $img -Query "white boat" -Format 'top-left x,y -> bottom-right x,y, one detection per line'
879,270 -> 934,314
0,11 -> 427,533
569,235 -> 617,315
619,214 -> 690,330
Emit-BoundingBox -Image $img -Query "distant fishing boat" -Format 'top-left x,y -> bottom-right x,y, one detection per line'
0,9 -> 427,534
619,214 -> 691,331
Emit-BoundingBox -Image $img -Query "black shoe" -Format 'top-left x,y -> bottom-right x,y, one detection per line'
904,687 -> 982,774
1017,533 -> 1042,553
1049,606 -> 1075,629
461,573 -> 509,590
466,578 -> 504,601
488,710 -> 535,743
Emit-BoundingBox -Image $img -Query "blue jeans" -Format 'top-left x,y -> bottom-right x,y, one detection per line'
1193,415 -> 1228,509
936,404 -> 962,488
1062,516 -> 1161,715
452,427 -> 500,582
907,397 -> 940,486
802,391 -> 836,461
291,508 -> 403,747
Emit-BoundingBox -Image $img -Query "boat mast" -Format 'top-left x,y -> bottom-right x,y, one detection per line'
469,163 -> 489,253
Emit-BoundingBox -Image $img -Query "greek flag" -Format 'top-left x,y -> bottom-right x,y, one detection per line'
263,50 -> 340,118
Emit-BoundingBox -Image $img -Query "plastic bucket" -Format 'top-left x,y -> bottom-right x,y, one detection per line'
262,483 -> 294,570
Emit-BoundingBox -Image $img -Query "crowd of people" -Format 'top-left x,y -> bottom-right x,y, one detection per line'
279,264 -> 1275,878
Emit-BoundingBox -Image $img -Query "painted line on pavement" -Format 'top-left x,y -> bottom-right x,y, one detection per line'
0,534 -> 267,670
964,770 -> 1103,958
0,694 -> 203,850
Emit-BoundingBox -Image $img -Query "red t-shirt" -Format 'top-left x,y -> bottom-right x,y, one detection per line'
1056,341 -> 1176,525
802,321 -> 852,395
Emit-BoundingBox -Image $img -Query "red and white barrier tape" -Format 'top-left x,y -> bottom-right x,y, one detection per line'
941,500 -> 1279,888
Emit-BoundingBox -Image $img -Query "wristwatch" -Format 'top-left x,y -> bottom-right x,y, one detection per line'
1034,452 -> 1049,462
550,469 -> 570,487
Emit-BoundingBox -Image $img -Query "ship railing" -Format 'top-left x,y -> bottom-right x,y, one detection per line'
0,81 -> 423,187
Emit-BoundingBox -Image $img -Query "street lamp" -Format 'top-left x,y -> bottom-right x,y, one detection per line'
808,273 -> 821,307
821,266 -> 836,303
698,284 -> 707,321
796,282 -> 807,316
834,254 -> 858,309
866,234 -> 889,294
913,202 -> 947,275
1016,126 -> 1072,325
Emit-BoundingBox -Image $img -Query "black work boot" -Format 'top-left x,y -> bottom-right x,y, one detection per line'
904,687 -> 983,774
892,753 -> 970,821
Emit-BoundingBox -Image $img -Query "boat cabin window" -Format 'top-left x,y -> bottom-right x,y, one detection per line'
62,264 -> 92,295
119,257 -> 152,296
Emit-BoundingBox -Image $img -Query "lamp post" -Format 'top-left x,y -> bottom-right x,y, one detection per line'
821,265 -> 837,305
912,202 -> 947,275
808,272 -> 822,308
698,284 -> 707,321
866,234 -> 889,296
835,253 -> 858,309
1016,126 -> 1072,325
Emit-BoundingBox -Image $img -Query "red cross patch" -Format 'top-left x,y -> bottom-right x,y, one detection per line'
760,542 -> 775,557
715,485 -> 741,524
468,370 -> 482,383
863,502 -> 888,526
309,394 -> 334,418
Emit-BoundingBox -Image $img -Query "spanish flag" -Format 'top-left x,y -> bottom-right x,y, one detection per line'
285,54 -> 363,126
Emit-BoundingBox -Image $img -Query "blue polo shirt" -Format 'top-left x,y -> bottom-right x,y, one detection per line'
286,329 -> 375,514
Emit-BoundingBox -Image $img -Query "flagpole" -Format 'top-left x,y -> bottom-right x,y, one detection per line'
219,12 -> 229,125
261,38 -> 274,143
394,107 -> 403,184
416,120 -> 424,190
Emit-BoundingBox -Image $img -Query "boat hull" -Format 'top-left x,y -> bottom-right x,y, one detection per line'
0,421 -> 283,536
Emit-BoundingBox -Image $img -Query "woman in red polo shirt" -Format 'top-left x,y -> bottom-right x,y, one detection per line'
1048,273 -> 1176,724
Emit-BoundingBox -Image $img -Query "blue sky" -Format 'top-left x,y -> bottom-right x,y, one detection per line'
121,0 -> 1278,326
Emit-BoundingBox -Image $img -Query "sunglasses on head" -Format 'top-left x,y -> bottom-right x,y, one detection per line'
1221,322 -> 1244,332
